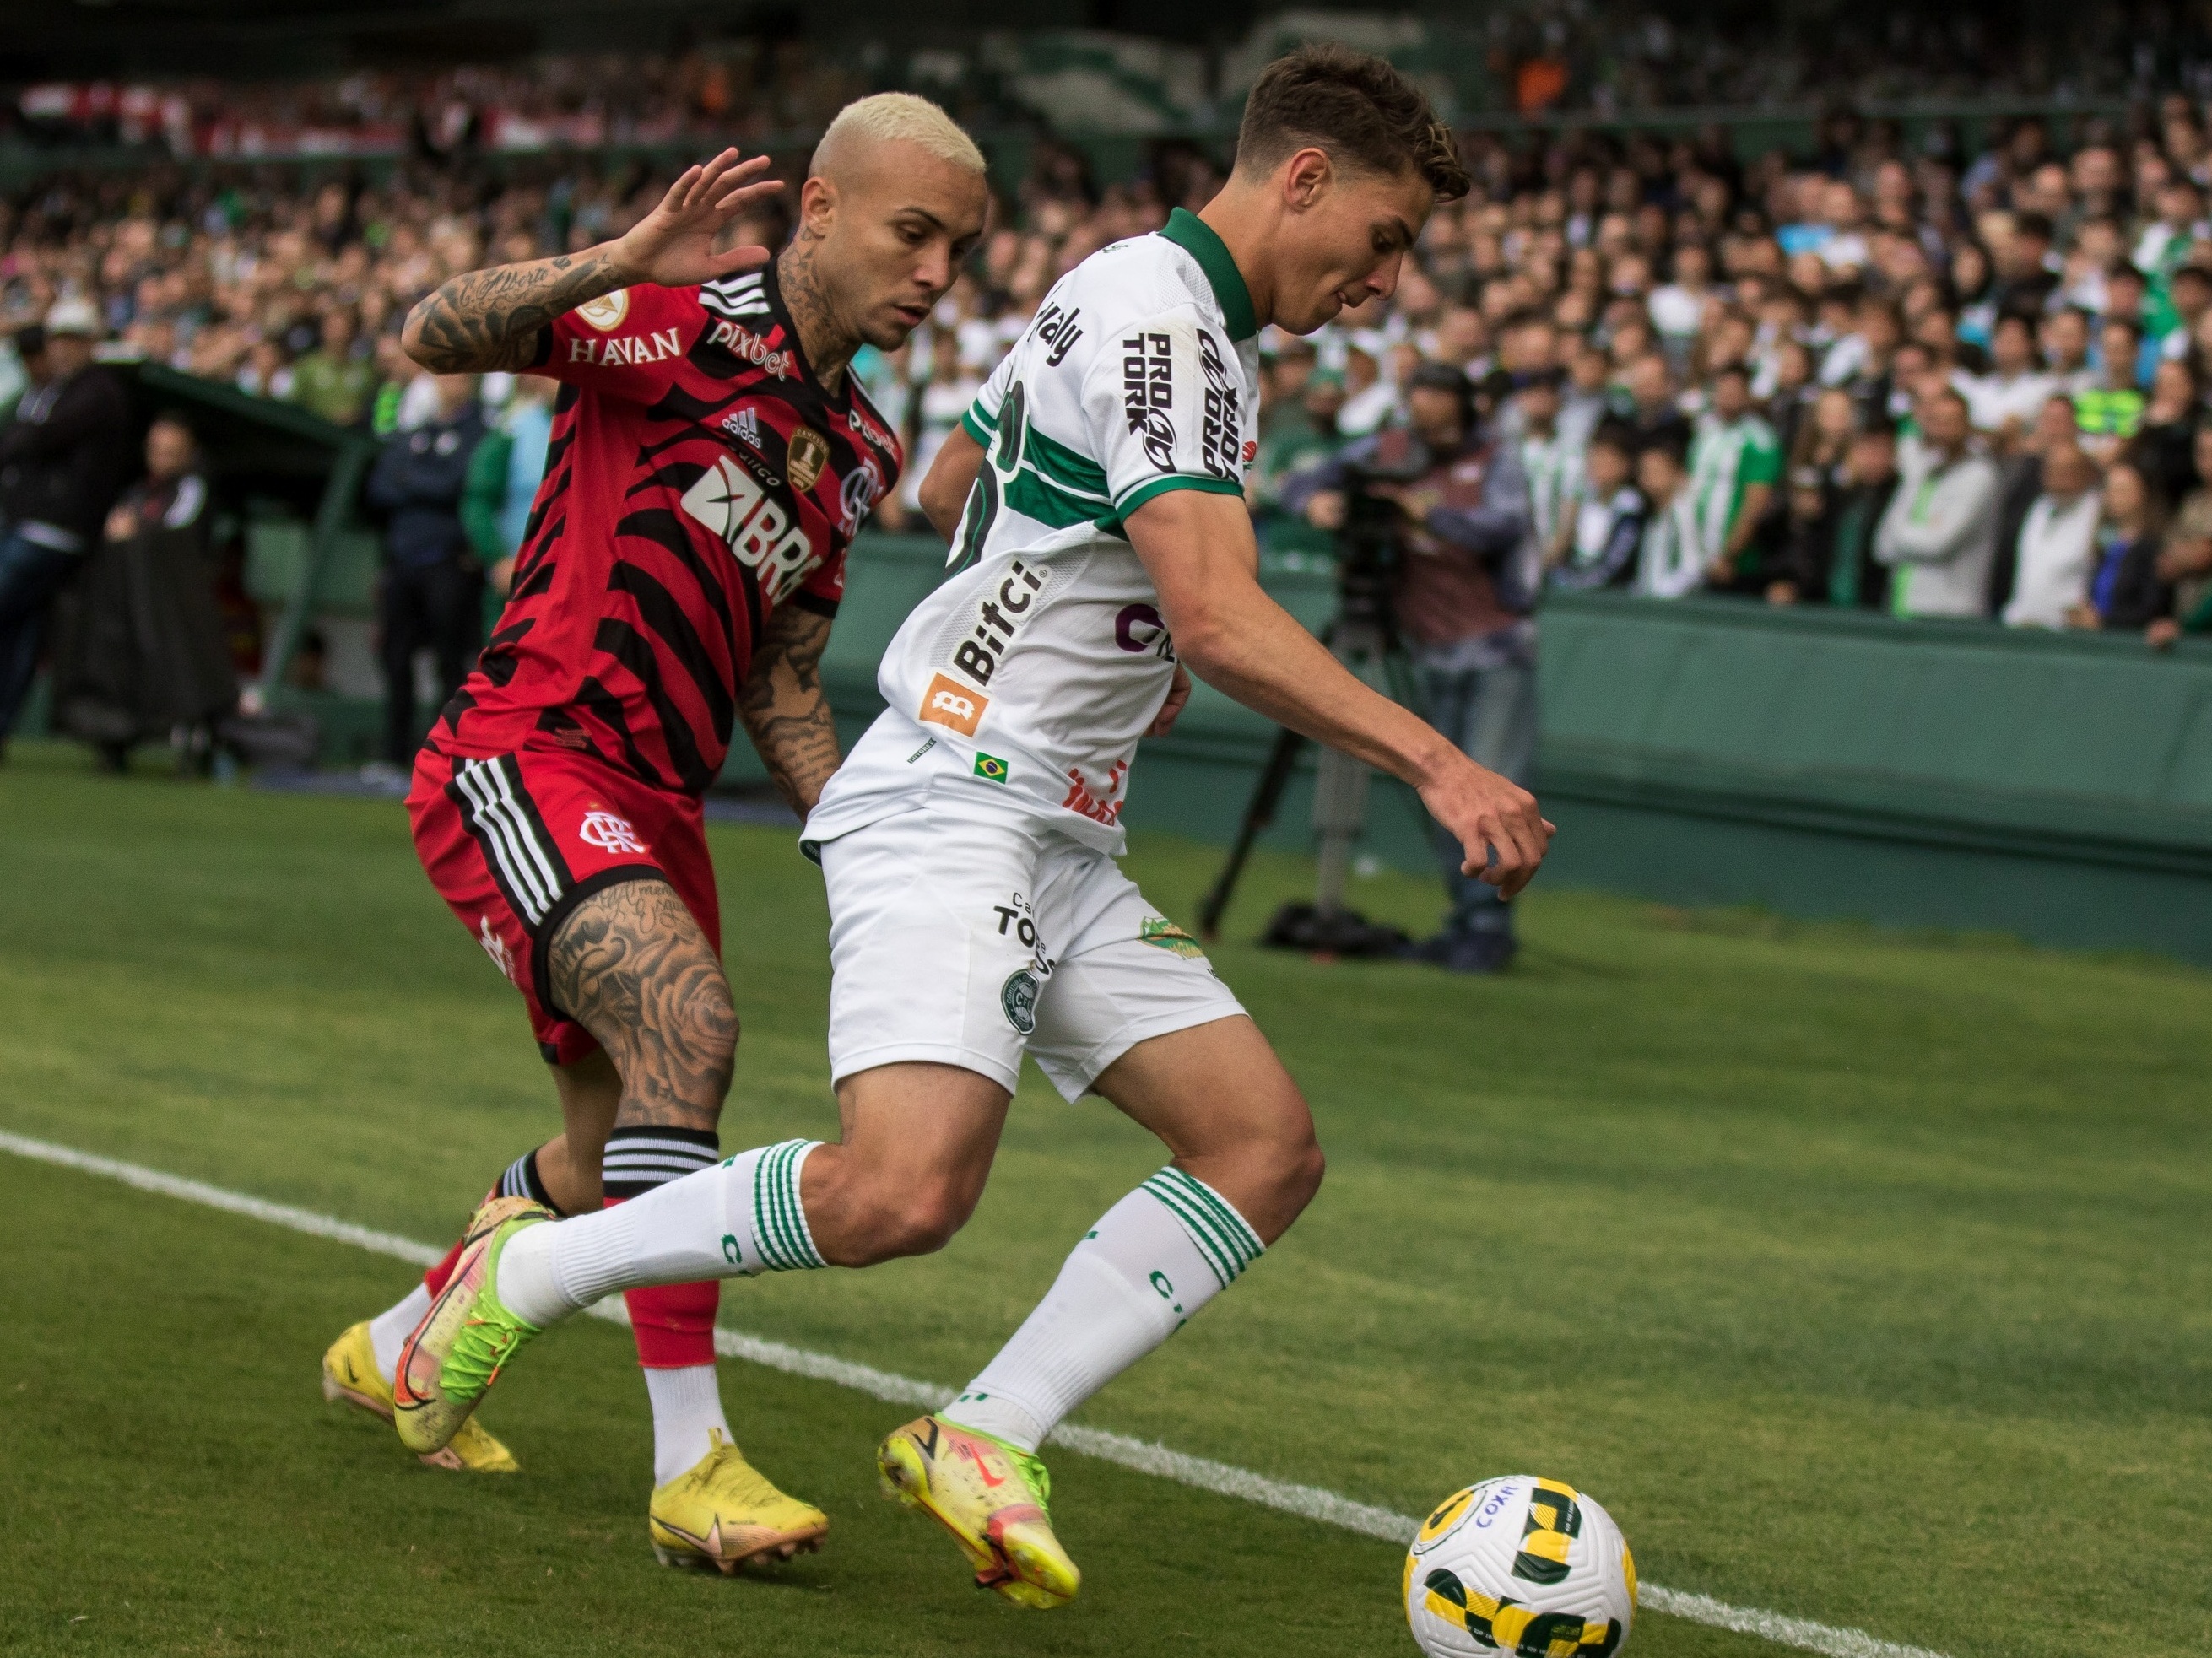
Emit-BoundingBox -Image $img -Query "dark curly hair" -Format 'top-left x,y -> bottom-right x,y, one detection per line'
1235,44 -> 1470,203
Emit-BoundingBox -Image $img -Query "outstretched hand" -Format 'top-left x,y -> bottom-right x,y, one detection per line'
1418,753 -> 1555,900
612,149 -> 785,289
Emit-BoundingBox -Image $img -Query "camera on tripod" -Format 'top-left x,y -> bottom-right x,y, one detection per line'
1194,440 -> 1440,956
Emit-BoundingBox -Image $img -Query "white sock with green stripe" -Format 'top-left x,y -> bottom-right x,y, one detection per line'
941,1165 -> 1263,1453
495,1139 -> 825,1327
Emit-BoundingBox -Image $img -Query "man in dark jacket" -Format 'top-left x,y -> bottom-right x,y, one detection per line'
365,374 -> 490,765
1290,362 -> 1537,972
51,412 -> 235,769
0,298 -> 132,754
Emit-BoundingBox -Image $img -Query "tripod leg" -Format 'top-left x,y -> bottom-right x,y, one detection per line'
1197,725 -> 1307,940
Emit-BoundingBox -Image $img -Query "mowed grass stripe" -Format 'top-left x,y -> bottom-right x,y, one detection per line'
0,1128 -> 1947,1658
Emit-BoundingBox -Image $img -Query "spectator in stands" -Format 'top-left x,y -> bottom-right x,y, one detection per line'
486,375 -> 557,595
2128,357 -> 2200,510
1516,369 -> 1581,563
2155,424 -> 2212,644
2075,317 -> 2148,458
0,299 -> 132,758
1687,363 -> 1782,591
1773,426 -> 1899,608
2041,308 -> 2095,395
1634,442 -> 1706,598
2070,459 -> 2173,635
1875,388 -> 1999,618
2002,443 -> 2102,629
363,373 -> 491,770
49,413 -> 235,769
0,325 -> 42,423
288,307 -> 376,429
1545,421 -> 1645,591
1965,314 -> 2055,450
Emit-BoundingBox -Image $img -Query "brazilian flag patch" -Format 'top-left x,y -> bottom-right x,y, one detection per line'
974,753 -> 1009,784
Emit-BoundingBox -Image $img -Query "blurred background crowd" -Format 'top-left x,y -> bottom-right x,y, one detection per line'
14,89 -> 2212,656
11,5 -> 2212,965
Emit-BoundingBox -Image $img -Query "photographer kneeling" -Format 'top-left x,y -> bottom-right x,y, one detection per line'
1290,361 -> 1535,974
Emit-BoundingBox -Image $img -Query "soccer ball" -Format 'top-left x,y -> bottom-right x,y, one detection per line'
1403,1476 -> 1636,1658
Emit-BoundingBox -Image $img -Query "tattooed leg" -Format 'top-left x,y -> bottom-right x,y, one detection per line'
546,877 -> 737,1135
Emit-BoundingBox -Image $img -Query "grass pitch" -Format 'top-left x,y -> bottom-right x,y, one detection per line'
0,742 -> 2206,1658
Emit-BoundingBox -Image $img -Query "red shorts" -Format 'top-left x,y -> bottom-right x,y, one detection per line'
408,744 -> 720,1067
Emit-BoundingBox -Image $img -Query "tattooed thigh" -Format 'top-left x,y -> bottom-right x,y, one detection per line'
546,877 -> 737,1132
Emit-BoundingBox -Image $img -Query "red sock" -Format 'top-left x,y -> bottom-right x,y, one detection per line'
419,1181 -> 502,1297
605,1195 -> 722,1368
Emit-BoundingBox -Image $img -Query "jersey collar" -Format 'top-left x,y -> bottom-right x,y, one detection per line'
1158,208 -> 1257,343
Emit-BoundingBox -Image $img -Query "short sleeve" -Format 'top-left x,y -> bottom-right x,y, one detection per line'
960,348 -> 1019,447
530,284 -> 705,402
791,543 -> 846,616
1743,429 -> 1784,486
1081,311 -> 1250,522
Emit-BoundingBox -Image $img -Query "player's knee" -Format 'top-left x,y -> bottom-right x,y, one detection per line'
844,1179 -> 975,1264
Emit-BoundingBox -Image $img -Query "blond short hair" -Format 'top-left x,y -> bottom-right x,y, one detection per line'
810,92 -> 987,178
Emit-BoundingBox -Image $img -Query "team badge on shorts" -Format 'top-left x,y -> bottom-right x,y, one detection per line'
1000,969 -> 1040,1034
578,809 -> 647,855
974,752 -> 1009,784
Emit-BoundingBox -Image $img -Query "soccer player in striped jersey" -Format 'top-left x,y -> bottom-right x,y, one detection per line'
388,48 -> 1553,1609
319,96 -> 988,1569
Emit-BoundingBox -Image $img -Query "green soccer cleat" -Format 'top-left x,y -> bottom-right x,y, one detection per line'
878,1415 -> 1080,1609
392,1196 -> 552,1457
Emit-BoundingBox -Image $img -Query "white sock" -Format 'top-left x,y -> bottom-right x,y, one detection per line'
943,1167 -> 1265,1452
497,1139 -> 825,1328
367,1283 -> 433,1384
644,1364 -> 733,1486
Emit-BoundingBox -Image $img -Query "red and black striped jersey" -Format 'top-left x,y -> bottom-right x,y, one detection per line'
434,263 -> 902,797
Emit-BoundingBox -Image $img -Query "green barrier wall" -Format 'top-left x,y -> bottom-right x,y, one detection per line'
1533,592 -> 2212,963
797,544 -> 2212,963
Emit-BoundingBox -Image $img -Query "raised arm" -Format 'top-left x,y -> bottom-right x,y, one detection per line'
737,602 -> 841,818
401,150 -> 784,374
1127,489 -> 1554,896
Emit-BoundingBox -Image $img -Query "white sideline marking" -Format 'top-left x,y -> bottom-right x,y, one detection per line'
0,1129 -> 1949,1658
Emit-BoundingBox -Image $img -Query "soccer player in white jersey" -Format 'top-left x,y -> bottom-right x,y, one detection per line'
389,45 -> 1555,1608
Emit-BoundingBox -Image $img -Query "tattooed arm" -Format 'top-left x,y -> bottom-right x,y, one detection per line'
738,603 -> 841,818
401,149 -> 784,375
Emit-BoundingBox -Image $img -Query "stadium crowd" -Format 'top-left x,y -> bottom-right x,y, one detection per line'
8,88 -> 2212,742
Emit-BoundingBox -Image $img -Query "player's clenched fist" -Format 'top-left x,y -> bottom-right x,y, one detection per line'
1418,757 -> 1554,899
610,149 -> 786,289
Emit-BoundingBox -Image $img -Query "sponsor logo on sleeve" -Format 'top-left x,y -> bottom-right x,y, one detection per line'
917,672 -> 988,736
678,456 -> 821,602
1195,329 -> 1242,481
576,289 -> 630,332
1122,330 -> 1177,470
568,327 -> 683,366
787,428 -> 831,494
947,557 -> 1048,689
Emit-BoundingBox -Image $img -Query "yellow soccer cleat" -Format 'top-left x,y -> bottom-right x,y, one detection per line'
648,1428 -> 830,1573
320,1320 -> 518,1473
877,1415 -> 1080,1609
393,1196 -> 554,1457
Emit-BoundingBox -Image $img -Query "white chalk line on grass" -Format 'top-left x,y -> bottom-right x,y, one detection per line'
0,1128 -> 1944,1658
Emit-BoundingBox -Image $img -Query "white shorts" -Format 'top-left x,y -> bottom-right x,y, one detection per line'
819,802 -> 1247,1099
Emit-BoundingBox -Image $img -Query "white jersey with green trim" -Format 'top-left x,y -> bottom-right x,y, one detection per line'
803,208 -> 1263,856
